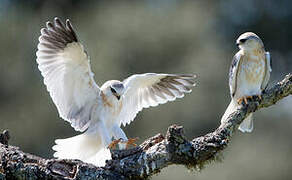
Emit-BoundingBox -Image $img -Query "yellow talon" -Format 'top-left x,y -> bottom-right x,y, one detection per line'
108,139 -> 121,149
237,98 -> 243,105
237,96 -> 253,105
126,137 -> 139,149
243,97 -> 248,104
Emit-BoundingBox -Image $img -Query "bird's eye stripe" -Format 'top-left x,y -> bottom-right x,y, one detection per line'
240,39 -> 247,43
110,87 -> 117,93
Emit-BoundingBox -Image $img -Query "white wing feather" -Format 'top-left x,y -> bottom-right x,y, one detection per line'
229,52 -> 242,97
261,51 -> 272,90
36,18 -> 100,132
118,73 -> 196,126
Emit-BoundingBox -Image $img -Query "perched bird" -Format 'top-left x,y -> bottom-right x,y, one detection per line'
36,18 -> 197,166
221,32 -> 272,132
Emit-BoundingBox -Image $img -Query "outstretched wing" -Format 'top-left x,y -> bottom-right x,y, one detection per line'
229,52 -> 242,97
261,52 -> 272,90
36,18 -> 100,132
118,73 -> 197,126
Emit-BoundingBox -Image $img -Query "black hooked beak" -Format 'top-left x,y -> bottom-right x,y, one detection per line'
113,92 -> 121,100
115,94 -> 121,100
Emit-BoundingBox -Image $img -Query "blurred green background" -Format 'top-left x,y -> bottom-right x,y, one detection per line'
0,0 -> 292,179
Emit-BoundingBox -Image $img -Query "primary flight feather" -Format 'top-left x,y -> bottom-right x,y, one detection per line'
36,18 -> 197,166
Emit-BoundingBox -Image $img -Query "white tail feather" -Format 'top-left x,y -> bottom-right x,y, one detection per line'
85,147 -> 111,167
52,130 -> 111,166
238,114 -> 253,133
221,99 -> 237,124
221,99 -> 254,133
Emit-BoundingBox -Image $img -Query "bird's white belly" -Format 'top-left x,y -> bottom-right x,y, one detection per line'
236,59 -> 265,98
99,101 -> 123,129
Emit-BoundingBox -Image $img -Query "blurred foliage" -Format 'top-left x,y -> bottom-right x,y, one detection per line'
0,0 -> 291,179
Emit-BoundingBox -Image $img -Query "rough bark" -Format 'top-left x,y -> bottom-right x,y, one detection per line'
0,73 -> 291,180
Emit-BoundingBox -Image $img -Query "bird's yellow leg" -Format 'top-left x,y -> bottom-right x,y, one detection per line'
126,137 -> 139,149
245,96 -> 253,102
108,139 -> 122,149
237,98 -> 244,105
243,97 -> 249,104
237,96 -> 253,105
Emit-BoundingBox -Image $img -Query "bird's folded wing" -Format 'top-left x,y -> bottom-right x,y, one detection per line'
118,73 -> 197,126
261,52 -> 272,90
36,18 -> 100,132
229,52 -> 242,97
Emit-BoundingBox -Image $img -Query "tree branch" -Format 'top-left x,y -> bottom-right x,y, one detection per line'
0,73 -> 291,180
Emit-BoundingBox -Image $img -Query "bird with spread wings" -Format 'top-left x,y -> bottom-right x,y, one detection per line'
221,32 -> 272,132
36,18 -> 197,166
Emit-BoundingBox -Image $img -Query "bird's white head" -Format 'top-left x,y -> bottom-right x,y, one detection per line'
236,32 -> 264,51
101,80 -> 125,101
